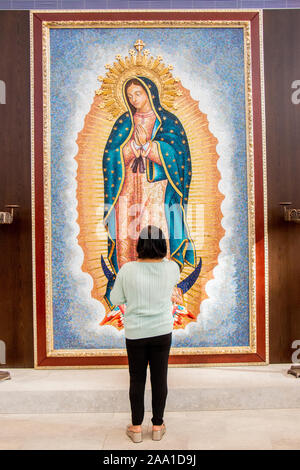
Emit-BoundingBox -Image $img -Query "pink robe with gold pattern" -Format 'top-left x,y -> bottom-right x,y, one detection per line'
114,110 -> 170,269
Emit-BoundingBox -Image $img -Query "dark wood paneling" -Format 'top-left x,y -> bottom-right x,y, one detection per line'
264,10 -> 300,363
0,10 -> 299,367
0,11 -> 33,367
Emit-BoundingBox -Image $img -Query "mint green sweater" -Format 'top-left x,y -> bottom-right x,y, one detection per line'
110,258 -> 181,339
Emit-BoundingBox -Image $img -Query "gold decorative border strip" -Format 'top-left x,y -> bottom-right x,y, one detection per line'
260,10 -> 269,364
35,360 -> 267,370
30,11 -> 38,368
44,19 -> 250,28
48,345 -> 254,357
42,19 -> 256,358
42,23 -> 54,357
243,21 -> 256,354
43,19 -> 255,357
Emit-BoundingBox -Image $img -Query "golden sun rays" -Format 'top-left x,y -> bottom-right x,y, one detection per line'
75,41 -> 224,326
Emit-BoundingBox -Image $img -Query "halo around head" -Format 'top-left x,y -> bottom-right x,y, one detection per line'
95,39 -> 182,120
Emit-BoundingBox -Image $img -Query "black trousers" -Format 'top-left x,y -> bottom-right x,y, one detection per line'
125,332 -> 172,426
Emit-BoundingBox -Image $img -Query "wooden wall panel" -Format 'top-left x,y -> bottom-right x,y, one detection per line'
0,11 -> 33,367
264,9 -> 300,363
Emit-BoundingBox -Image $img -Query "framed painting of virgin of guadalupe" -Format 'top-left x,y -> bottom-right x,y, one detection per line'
31,9 -> 268,368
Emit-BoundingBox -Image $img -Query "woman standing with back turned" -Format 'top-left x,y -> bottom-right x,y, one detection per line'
110,224 -> 181,443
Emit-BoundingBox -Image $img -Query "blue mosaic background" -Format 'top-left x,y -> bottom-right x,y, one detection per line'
49,26 -> 251,350
1,0 -> 300,10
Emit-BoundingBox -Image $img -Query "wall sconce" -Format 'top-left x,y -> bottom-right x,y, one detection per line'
281,204 -> 300,378
0,80 -> 5,105
0,371 -> 10,382
0,205 -> 20,224
288,365 -> 300,378
0,340 -> 10,382
279,202 -> 300,223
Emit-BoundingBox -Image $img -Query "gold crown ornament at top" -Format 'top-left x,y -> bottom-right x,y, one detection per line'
95,39 -> 183,120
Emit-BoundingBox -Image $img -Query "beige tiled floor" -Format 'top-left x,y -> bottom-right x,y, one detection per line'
1,409 -> 300,450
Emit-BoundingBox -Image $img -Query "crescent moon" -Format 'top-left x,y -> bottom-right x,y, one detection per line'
100,254 -> 202,295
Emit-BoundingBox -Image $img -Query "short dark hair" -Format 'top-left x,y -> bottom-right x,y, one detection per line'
136,225 -> 167,259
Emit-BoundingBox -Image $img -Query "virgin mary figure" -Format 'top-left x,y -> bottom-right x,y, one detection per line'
102,75 -> 197,309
